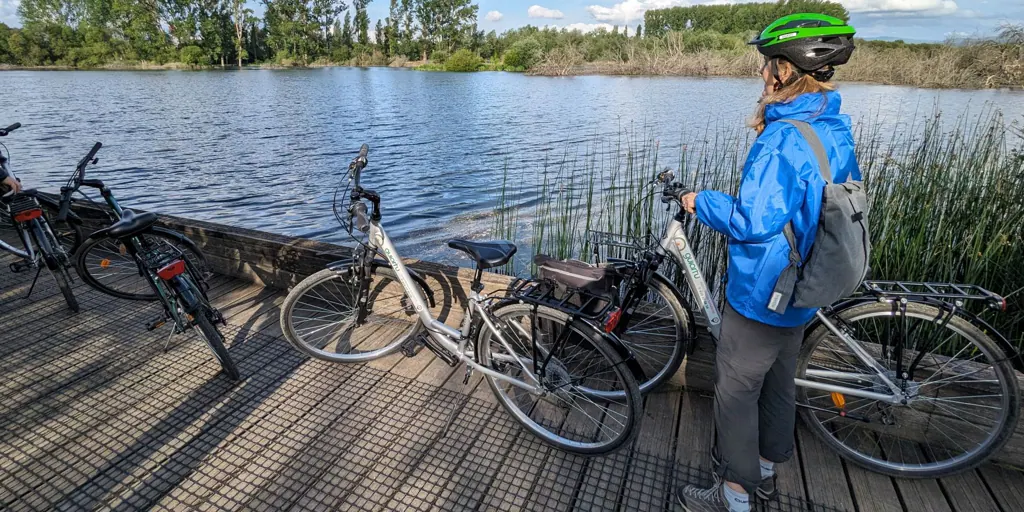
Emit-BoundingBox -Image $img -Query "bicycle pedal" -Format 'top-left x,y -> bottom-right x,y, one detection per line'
400,333 -> 425,358
146,316 -> 168,332
9,261 -> 31,273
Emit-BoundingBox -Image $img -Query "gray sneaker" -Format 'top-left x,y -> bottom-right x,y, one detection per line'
710,449 -> 778,501
675,478 -> 731,512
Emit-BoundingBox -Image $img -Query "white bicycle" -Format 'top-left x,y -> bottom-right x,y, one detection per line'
279,145 -> 643,455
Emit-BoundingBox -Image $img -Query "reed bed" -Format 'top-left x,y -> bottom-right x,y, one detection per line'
494,109 -> 1024,347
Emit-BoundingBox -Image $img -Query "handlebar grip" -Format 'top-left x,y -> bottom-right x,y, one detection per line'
77,142 -> 103,172
358,144 -> 368,160
3,123 -> 21,133
57,188 -> 72,221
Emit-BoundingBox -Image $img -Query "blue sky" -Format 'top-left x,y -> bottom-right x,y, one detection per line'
1,0 -> 1021,42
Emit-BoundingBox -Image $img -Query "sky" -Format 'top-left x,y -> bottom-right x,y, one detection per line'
0,0 -> 1022,42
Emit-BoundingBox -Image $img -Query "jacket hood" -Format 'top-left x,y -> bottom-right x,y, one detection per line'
765,91 -> 842,123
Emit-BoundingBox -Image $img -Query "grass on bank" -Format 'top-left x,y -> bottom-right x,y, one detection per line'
493,108 -> 1024,348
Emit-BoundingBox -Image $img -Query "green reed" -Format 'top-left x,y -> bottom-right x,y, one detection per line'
492,109 -> 1024,346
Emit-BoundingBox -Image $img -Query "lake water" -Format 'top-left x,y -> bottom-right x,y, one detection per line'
1,68 -> 1022,263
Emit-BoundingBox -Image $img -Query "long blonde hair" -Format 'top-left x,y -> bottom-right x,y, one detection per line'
750,59 -> 836,134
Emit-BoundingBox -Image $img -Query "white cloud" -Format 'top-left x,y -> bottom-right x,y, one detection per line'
548,22 -> 618,33
843,0 -> 958,15
0,0 -> 21,26
485,10 -> 504,22
586,0 -> 688,25
528,5 -> 566,19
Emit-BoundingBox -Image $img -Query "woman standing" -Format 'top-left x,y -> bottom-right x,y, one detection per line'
676,13 -> 859,512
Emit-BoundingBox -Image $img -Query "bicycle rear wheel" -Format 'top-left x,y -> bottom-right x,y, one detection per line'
615,272 -> 691,394
797,301 -> 1019,478
280,267 -> 420,362
193,310 -> 240,380
75,227 -> 208,300
478,302 -> 641,455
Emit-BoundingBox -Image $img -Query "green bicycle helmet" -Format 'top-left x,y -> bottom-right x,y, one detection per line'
750,13 -> 856,82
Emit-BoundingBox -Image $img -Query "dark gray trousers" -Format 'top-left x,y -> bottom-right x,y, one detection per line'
713,302 -> 804,494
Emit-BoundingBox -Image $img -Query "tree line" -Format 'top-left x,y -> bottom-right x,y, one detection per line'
0,0 -> 481,67
644,0 -> 848,38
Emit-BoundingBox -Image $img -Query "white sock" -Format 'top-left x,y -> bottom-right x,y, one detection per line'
722,485 -> 750,512
760,459 -> 775,479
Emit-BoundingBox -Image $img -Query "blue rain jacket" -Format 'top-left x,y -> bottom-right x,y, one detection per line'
695,91 -> 860,328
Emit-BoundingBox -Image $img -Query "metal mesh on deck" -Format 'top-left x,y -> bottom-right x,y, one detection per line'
0,266 -> 844,512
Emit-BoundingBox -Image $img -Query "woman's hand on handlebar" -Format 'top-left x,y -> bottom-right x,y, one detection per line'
680,191 -> 697,214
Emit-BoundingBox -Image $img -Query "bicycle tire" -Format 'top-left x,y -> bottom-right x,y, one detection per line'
280,267 -> 420,363
29,219 -> 79,313
797,301 -> 1019,478
194,310 -> 240,380
614,272 -> 692,394
478,302 -> 642,455
75,227 -> 208,301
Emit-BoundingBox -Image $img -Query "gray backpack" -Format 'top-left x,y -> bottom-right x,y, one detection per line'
768,119 -> 870,315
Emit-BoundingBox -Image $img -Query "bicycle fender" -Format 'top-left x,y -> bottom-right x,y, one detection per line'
601,331 -> 649,383
24,190 -> 84,225
950,308 -> 1024,373
325,257 -> 436,308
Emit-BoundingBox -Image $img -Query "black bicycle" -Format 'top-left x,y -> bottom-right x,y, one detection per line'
57,143 -> 239,380
0,122 -> 82,312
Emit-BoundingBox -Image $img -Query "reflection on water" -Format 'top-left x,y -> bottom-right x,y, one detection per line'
1,68 -> 1021,263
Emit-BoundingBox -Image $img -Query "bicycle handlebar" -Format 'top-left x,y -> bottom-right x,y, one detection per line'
77,142 -> 102,174
0,122 -> 22,136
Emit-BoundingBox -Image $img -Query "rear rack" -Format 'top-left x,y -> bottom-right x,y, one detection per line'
859,280 -> 1006,311
508,278 -> 617,321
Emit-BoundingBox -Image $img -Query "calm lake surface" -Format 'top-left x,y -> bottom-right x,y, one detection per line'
1,68 -> 1022,263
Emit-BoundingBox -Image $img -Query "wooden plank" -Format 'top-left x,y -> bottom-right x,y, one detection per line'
621,391 -> 680,511
978,464 -> 1024,512
675,391 -> 713,470
796,425 -> 857,511
937,467 -> 1002,512
886,439 -> 953,512
773,426 -> 808,503
843,433 -> 903,512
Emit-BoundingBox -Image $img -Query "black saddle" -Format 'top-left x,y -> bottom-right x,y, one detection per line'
94,209 -> 159,239
447,239 -> 517,269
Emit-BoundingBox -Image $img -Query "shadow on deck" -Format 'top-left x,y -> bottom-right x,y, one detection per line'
2,226 -> 1022,512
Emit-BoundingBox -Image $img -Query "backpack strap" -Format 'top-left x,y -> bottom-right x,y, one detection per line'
768,119 -> 831,314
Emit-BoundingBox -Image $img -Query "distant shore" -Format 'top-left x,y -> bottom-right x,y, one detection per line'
2,60 -> 1022,91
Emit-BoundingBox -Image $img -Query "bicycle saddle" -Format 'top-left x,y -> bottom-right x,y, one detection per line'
447,239 -> 517,269
96,209 -> 159,239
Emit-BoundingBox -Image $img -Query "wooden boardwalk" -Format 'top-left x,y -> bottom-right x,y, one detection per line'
2,230 -> 1024,511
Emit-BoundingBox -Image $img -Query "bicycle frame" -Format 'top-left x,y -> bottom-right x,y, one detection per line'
360,219 -> 546,394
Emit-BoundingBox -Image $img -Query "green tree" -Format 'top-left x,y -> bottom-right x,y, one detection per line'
312,0 -> 345,52
232,0 -> 254,66
340,10 -> 353,48
374,19 -> 384,52
353,0 -> 370,46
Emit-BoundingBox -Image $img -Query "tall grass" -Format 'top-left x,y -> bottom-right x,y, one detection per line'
494,110 -> 1024,346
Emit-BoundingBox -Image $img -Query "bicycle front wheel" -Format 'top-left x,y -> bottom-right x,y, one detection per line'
478,302 -> 642,455
280,267 -> 420,363
29,219 -> 79,313
616,272 -> 691,393
75,227 -> 208,300
797,301 -> 1019,478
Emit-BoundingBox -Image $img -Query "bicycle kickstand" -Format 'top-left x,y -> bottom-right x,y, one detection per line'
441,366 -> 474,438
24,266 -> 43,299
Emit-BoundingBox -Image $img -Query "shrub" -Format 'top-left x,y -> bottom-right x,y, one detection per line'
503,38 -> 542,70
430,49 -> 449,63
179,46 -> 208,67
445,49 -> 482,72
331,47 -> 352,63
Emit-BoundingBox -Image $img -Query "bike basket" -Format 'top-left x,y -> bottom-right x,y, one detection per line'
587,229 -> 653,262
